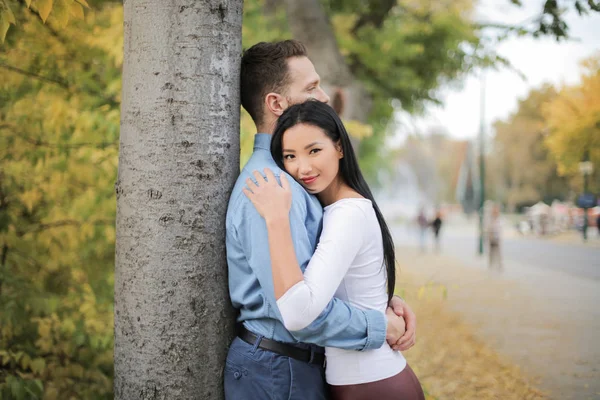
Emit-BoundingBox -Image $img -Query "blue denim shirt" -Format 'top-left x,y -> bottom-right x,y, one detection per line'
226,134 -> 386,351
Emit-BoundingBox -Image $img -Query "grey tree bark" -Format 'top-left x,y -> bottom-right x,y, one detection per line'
115,1 -> 241,398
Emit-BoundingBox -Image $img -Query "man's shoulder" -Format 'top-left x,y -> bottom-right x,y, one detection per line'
226,157 -> 310,224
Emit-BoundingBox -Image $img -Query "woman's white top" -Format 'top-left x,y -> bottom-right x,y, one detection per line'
276,198 -> 406,385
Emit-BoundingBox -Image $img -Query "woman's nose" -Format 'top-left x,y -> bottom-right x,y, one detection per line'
298,159 -> 313,175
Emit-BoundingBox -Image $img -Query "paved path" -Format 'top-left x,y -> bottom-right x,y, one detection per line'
392,222 -> 600,400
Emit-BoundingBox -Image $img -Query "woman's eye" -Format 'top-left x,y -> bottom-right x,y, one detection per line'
283,154 -> 295,160
309,148 -> 321,155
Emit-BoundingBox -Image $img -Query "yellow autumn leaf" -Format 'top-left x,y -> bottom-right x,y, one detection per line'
34,0 -> 54,23
44,386 -> 59,400
69,1 -> 84,19
49,0 -> 70,27
343,119 -> 374,139
69,363 -> 85,378
0,0 -> 17,43
19,190 -> 42,213
417,285 -> 426,300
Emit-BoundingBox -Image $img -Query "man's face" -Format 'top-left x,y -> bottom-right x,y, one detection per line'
283,56 -> 330,106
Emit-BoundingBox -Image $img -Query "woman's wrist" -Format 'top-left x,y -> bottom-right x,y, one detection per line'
265,214 -> 289,227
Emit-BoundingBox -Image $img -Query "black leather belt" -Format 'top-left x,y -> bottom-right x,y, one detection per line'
238,326 -> 326,367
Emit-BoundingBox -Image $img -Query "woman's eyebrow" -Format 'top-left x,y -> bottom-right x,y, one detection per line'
304,141 -> 323,149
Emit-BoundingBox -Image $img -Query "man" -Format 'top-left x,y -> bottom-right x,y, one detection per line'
487,205 -> 503,270
225,40 -> 416,399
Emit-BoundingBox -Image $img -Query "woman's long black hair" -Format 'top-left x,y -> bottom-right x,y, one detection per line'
271,100 -> 396,302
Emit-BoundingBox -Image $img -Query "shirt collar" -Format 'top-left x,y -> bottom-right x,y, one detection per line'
253,133 -> 272,151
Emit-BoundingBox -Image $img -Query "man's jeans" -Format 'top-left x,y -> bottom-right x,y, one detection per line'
224,337 -> 329,400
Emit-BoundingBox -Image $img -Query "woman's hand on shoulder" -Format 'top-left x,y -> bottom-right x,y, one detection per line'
243,168 -> 292,222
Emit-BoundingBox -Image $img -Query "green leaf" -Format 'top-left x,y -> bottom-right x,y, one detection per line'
33,380 -> 43,393
30,358 -> 46,375
9,376 -> 25,400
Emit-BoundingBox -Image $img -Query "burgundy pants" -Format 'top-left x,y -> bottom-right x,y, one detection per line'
330,364 -> 425,400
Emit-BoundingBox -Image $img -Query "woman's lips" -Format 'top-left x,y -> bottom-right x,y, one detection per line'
301,176 -> 318,185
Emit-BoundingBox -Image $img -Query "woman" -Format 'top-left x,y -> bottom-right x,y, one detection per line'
243,101 -> 424,400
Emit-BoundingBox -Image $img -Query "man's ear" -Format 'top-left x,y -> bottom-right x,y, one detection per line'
265,92 -> 289,117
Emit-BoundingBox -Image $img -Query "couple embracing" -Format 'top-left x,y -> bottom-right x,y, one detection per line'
224,40 -> 425,400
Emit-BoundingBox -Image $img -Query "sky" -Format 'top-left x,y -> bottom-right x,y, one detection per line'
391,0 -> 600,144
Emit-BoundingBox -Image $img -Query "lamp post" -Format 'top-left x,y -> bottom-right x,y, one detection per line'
478,74 -> 486,255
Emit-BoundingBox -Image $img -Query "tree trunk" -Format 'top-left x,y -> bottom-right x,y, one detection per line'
115,1 -> 241,398
284,0 -> 373,128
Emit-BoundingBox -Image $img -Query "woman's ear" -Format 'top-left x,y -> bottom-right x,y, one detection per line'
265,92 -> 288,117
336,141 -> 344,159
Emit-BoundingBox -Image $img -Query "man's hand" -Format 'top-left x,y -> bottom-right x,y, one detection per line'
387,296 -> 416,351
385,307 -> 406,344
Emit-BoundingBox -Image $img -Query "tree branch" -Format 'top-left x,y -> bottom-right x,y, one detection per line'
351,0 -> 396,34
21,136 -> 118,150
19,219 -> 113,235
0,63 -> 70,89
0,64 -> 120,107
0,124 -> 118,150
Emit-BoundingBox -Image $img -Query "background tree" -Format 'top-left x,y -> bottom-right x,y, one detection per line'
487,85 -> 570,211
113,0 -> 241,398
0,5 -> 120,398
2,0 -> 599,398
241,0 -> 485,182
483,0 -> 600,40
542,54 -> 600,194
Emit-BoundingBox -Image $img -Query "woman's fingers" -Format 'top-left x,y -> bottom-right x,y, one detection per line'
279,173 -> 290,191
247,168 -> 288,194
242,187 -> 253,199
253,170 -> 265,185
245,177 -> 258,192
264,168 -> 277,185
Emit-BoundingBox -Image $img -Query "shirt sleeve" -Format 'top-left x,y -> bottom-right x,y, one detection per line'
276,204 -> 366,331
235,175 -> 386,351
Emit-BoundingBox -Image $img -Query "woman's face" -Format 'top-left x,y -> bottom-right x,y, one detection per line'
281,123 -> 343,195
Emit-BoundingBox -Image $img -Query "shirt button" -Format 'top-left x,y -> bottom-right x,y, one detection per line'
234,371 -> 241,380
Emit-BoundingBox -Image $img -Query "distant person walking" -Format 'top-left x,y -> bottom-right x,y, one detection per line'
431,211 -> 443,253
417,208 -> 428,252
487,205 -> 502,270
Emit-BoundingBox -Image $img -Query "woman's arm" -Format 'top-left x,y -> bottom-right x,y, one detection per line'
243,169 -> 302,299
275,205 -> 364,330
244,169 -> 365,331
264,215 -> 304,299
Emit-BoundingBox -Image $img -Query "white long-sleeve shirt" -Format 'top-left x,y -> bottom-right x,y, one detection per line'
276,198 -> 406,385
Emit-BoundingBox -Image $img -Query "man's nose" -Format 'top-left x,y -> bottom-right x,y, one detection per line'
315,88 -> 330,104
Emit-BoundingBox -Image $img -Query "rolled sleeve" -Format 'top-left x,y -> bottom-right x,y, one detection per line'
363,308 -> 387,351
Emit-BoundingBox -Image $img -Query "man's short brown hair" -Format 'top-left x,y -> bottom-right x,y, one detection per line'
240,40 -> 307,126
